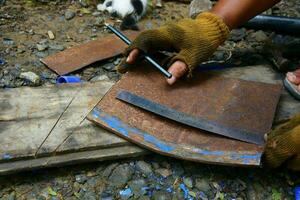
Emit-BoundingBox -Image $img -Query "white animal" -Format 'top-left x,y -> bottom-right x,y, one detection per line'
97,0 -> 148,30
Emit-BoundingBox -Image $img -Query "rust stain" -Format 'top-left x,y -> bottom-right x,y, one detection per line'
88,66 -> 281,166
41,30 -> 141,75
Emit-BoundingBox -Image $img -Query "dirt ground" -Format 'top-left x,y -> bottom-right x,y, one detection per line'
1,0 -> 300,199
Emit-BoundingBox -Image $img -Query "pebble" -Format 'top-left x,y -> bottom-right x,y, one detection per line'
49,44 -> 64,51
75,174 -> 88,184
3,38 -> 14,46
183,177 -> 194,188
47,30 -> 55,40
248,30 -> 268,42
65,10 -> 76,20
155,168 -> 172,178
36,43 -> 48,51
90,74 -> 110,82
128,178 -> 147,196
19,71 -> 41,85
108,164 -> 133,188
136,161 -> 153,175
152,191 -> 171,200
189,0 -> 212,18
195,178 -> 211,193
92,11 -> 101,17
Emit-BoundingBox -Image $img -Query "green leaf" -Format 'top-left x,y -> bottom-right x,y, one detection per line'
271,188 -> 281,200
48,187 -> 57,196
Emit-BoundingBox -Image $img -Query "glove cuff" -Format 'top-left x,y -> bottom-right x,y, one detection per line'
196,12 -> 230,45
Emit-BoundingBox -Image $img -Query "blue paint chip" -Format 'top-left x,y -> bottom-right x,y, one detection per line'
119,188 -> 133,197
144,134 -> 174,152
92,108 -> 175,152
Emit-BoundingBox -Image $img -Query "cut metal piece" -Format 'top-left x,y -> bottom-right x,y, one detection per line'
88,66 -> 282,166
116,90 -> 264,145
41,30 -> 140,75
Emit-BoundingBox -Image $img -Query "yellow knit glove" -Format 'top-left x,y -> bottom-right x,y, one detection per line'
264,112 -> 300,170
117,12 -> 229,76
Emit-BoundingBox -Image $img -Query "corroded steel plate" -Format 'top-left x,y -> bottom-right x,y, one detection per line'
41,30 -> 140,75
88,66 -> 281,166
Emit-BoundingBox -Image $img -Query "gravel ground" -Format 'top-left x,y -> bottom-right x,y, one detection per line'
1,0 -> 300,199
0,155 -> 299,200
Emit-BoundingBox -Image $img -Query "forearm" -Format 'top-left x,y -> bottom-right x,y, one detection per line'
211,0 -> 281,30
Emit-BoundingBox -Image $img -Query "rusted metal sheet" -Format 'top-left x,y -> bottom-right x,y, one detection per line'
87,67 -> 281,166
41,30 -> 140,75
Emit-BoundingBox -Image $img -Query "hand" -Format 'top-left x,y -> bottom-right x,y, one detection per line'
117,12 -> 230,85
264,113 -> 300,170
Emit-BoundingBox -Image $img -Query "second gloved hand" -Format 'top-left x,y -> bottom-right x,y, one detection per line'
117,12 -> 230,77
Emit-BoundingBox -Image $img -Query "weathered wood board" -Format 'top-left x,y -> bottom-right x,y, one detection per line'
0,81 -> 147,175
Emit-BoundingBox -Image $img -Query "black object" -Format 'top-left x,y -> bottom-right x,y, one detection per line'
244,15 -> 300,35
105,23 -> 172,79
116,90 -> 264,145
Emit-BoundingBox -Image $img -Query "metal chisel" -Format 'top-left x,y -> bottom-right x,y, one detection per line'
116,90 -> 265,145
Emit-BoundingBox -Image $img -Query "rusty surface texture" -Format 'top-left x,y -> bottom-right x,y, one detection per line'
88,66 -> 282,166
41,30 -> 140,75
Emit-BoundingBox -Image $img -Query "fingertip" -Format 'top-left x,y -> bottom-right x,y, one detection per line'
127,49 -> 139,64
165,60 -> 188,85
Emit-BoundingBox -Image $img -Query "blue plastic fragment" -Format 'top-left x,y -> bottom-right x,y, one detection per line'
180,183 -> 189,199
56,76 -> 81,84
0,58 -> 5,65
295,186 -> 300,200
3,153 -> 12,160
119,188 -> 133,197
166,186 -> 173,193
179,183 -> 195,200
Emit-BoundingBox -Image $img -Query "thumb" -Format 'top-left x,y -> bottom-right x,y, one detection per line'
166,60 -> 188,85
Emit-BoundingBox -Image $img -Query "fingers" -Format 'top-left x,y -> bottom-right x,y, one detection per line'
126,49 -> 140,64
166,60 -> 188,85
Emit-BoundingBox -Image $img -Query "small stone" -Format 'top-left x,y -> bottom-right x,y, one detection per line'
94,17 -> 104,27
65,10 -> 76,20
248,30 -> 268,42
90,74 -> 109,82
108,164 -> 133,188
152,191 -> 171,200
36,43 -> 48,51
49,44 -> 64,51
19,71 -> 41,85
128,179 -> 147,196
102,62 -> 115,71
3,38 -> 14,46
230,28 -> 246,42
195,178 -> 211,193
101,163 -> 118,178
155,168 -> 172,178
75,174 -> 87,184
92,11 -> 101,17
47,30 -> 55,40
183,177 -> 194,188
136,161 -> 153,175
189,0 -> 212,18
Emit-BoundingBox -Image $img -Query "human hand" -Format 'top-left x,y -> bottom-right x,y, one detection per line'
264,113 -> 300,170
117,12 -> 229,85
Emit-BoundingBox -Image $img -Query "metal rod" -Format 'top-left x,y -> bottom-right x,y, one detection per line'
243,15 -> 300,35
105,23 -> 172,79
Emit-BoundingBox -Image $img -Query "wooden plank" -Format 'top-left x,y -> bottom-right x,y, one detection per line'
0,146 -> 147,175
0,82 -> 145,164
